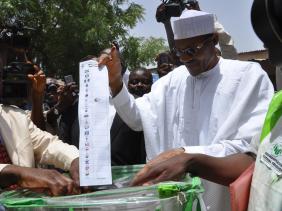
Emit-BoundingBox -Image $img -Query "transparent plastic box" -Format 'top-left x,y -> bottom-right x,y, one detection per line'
0,165 -> 205,211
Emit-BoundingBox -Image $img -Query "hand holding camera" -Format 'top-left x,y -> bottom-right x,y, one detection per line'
55,82 -> 78,114
156,0 -> 198,23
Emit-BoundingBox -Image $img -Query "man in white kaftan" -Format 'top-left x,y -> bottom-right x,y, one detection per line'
112,54 -> 273,211
100,9 -> 274,211
112,58 -> 273,160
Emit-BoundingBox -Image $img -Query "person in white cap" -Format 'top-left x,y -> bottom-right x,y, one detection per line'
100,9 -> 274,211
185,0 -> 238,59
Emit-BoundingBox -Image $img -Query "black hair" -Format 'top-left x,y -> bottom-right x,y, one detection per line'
130,67 -> 153,83
155,51 -> 175,67
79,55 -> 96,62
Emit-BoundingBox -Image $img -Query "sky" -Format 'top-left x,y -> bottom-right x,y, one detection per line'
129,0 -> 264,53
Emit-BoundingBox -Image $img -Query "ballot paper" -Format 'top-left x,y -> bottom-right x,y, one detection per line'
78,60 -> 112,186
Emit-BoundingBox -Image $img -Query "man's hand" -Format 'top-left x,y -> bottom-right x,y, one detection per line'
131,153 -> 191,186
131,148 -> 185,186
69,158 -> 93,193
1,165 -> 77,196
69,158 -> 79,187
27,64 -> 46,97
56,83 -> 78,112
98,45 -> 123,97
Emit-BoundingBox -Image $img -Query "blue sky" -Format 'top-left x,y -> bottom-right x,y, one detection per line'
129,0 -> 264,53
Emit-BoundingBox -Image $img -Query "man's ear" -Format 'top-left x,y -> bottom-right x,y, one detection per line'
212,33 -> 219,46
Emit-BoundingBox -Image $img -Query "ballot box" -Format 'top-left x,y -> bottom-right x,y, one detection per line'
0,165 -> 205,211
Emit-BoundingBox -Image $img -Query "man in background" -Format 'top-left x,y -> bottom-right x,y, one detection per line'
111,68 -> 153,165
155,51 -> 177,78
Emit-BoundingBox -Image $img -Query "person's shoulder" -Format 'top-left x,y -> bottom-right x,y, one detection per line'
170,65 -> 189,76
151,65 -> 188,89
221,58 -> 260,67
0,104 -> 28,117
220,58 -> 266,76
158,65 -> 188,82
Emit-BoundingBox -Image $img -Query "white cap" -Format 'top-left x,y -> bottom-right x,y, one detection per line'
173,9 -> 215,40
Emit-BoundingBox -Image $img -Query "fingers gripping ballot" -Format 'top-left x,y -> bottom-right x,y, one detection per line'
98,45 -> 123,96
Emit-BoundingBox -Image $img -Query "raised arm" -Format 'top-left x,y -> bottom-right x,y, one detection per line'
28,65 -> 46,130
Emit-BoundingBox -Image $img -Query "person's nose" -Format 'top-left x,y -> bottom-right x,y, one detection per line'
179,54 -> 193,63
137,81 -> 143,86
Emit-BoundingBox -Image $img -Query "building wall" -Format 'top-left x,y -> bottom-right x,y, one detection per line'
238,50 -> 268,61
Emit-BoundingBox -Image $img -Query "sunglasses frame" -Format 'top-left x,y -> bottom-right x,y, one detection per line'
174,37 -> 213,57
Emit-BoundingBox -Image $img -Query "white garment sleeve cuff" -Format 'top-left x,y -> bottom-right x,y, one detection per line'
62,146 -> 79,170
245,133 -> 260,156
183,146 -> 206,155
0,164 -> 10,173
110,83 -> 130,107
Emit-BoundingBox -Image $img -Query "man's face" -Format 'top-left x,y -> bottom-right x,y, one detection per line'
157,54 -> 175,78
174,34 -> 217,76
157,63 -> 174,78
46,84 -> 59,106
128,70 -> 153,97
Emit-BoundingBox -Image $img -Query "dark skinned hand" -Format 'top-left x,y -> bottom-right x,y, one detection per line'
131,153 -> 190,186
1,165 -> 78,196
56,83 -> 78,112
130,148 -> 185,186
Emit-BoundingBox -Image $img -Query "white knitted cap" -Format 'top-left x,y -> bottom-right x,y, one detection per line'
173,9 -> 215,40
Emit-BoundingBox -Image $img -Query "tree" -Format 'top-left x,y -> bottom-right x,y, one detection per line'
0,0 -> 145,79
121,36 -> 168,70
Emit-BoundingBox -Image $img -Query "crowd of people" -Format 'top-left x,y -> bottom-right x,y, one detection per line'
0,1 -> 281,211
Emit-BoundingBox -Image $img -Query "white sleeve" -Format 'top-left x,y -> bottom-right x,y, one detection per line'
110,84 -> 144,131
215,20 -> 238,60
185,63 -> 273,157
28,118 -> 79,170
183,139 -> 254,157
184,134 -> 261,157
247,133 -> 260,155
111,72 -> 174,132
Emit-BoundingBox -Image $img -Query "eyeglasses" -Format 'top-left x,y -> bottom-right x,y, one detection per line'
174,38 -> 212,57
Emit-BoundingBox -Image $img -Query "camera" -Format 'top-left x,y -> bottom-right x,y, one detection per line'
2,62 -> 35,101
156,0 -> 197,22
251,0 -> 282,66
64,75 -> 74,85
64,75 -> 79,98
0,20 -> 35,104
